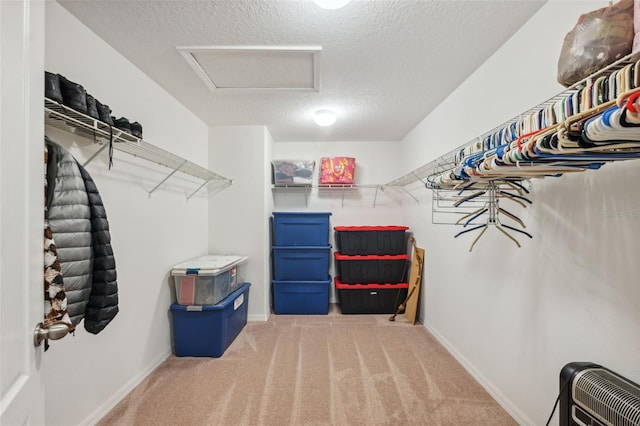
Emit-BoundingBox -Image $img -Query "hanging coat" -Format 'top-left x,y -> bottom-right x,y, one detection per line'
44,141 -> 74,331
46,139 -> 93,326
46,138 -> 118,332
77,162 -> 118,334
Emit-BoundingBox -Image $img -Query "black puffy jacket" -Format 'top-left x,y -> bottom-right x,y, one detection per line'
46,138 -> 118,334
47,140 -> 93,325
77,163 -> 119,334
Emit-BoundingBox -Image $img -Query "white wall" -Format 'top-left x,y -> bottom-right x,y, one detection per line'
41,1 -> 640,424
44,3 -> 211,425
272,141 -> 405,227
273,141 -> 406,301
272,141 -> 404,213
208,135 -> 406,315
400,1 -> 640,424
208,125 -> 273,321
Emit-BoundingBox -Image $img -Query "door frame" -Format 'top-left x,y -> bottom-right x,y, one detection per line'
0,0 -> 46,424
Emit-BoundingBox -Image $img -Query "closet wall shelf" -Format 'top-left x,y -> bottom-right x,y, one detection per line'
271,183 -> 385,207
45,98 -> 232,197
382,50 -> 640,191
272,183 -> 380,189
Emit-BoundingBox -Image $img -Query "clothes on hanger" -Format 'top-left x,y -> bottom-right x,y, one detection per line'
76,162 -> 119,334
45,137 -> 118,334
426,63 -> 640,191
44,142 -> 74,335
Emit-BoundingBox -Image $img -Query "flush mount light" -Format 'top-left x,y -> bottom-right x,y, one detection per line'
312,0 -> 351,10
314,109 -> 337,127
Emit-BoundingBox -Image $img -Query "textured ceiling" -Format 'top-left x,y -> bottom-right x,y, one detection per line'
57,0 -> 547,142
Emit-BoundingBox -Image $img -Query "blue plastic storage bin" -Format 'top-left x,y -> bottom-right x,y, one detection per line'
272,246 -> 331,280
272,278 -> 331,314
170,282 -> 250,357
272,212 -> 331,246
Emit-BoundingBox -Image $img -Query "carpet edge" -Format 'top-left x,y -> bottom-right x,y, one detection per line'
248,313 -> 269,322
423,321 -> 534,426
78,349 -> 172,426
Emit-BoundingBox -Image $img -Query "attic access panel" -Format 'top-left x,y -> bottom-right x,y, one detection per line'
177,45 -> 322,92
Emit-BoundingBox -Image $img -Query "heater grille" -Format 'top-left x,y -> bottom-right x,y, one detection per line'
572,368 -> 640,426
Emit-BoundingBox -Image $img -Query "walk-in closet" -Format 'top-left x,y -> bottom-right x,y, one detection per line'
2,1 -> 640,425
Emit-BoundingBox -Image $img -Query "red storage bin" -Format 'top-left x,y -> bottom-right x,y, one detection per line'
334,253 -> 409,284
334,226 -> 408,255
335,278 -> 408,314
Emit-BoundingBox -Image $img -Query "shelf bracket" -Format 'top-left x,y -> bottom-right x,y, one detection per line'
186,178 -> 211,201
83,143 -> 109,167
299,185 -> 310,207
341,186 -> 345,208
149,160 -> 187,197
400,186 -> 420,204
413,171 -> 427,186
372,185 -> 379,208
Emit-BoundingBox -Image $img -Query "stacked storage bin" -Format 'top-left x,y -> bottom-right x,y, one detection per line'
334,226 -> 410,314
169,255 -> 250,357
271,212 -> 332,314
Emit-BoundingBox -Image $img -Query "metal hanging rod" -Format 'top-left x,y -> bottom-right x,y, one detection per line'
382,50 -> 640,190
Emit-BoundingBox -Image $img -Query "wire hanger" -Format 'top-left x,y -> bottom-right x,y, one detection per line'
455,207 -> 486,225
498,207 -> 526,228
452,180 -> 532,250
502,223 -> 533,239
456,182 -> 477,195
454,224 -> 487,238
469,226 -> 488,252
495,224 -> 521,248
498,190 -> 532,207
463,208 -> 488,227
453,190 -> 486,207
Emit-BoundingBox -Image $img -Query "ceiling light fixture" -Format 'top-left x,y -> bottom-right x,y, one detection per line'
312,0 -> 351,10
314,109 -> 337,127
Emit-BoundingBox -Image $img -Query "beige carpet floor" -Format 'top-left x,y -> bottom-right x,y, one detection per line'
98,307 -> 515,426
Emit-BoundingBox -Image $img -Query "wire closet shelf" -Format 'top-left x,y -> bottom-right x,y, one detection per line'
381,50 -> 640,191
271,183 -> 384,208
45,98 -> 232,198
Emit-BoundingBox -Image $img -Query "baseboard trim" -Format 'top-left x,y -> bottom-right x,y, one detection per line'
248,313 -> 269,322
78,349 -> 171,426
423,322 -> 534,426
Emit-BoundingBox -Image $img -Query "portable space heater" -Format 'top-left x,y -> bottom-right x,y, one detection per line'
560,362 -> 640,426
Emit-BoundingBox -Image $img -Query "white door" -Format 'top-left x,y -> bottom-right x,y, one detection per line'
0,0 -> 46,424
